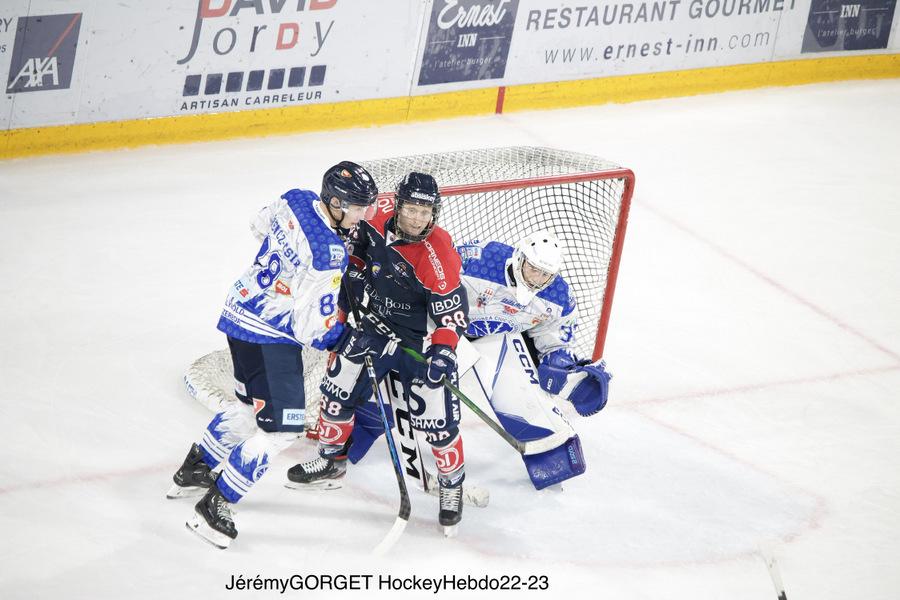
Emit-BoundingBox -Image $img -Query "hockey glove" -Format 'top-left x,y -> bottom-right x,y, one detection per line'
538,349 -> 583,395
311,321 -> 346,351
330,325 -> 394,364
425,344 -> 457,388
566,360 -> 612,416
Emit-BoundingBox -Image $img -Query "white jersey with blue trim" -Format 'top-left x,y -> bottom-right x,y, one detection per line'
457,240 -> 577,359
217,189 -> 347,347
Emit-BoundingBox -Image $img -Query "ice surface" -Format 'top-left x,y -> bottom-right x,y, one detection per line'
1,79 -> 899,599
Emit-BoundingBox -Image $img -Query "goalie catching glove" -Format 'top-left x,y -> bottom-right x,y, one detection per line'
537,349 -> 612,416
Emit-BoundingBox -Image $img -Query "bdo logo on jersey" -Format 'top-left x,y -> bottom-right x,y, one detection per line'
6,14 -> 82,94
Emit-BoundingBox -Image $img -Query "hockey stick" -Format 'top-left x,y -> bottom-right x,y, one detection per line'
347,302 -> 544,456
399,346 -> 529,455
342,283 -> 410,556
383,371 -> 490,508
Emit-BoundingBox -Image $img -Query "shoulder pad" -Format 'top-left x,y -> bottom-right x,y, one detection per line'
459,241 -> 512,285
537,275 -> 575,315
419,228 -> 461,293
283,189 -> 346,272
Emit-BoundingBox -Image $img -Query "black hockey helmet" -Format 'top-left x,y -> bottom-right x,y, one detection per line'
393,171 -> 441,242
321,161 -> 378,238
321,161 -> 378,207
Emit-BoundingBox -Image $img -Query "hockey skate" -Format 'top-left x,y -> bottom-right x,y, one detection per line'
439,483 -> 463,538
285,456 -> 347,490
186,486 -> 237,549
167,443 -> 217,499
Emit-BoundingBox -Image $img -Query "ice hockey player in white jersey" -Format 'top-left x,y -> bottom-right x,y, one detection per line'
167,161 -> 378,548
456,231 -> 611,490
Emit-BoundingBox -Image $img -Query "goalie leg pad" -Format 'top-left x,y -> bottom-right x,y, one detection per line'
347,401 -> 393,464
522,435 -> 586,490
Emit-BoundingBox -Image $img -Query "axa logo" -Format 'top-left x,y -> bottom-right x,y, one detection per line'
6,14 -> 82,94
9,57 -> 59,89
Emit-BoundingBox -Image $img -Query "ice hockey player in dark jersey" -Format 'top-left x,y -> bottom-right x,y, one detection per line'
286,172 -> 469,535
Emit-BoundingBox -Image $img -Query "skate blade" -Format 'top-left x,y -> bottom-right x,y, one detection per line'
284,478 -> 343,491
166,482 -> 208,499
442,524 -> 459,538
185,513 -> 232,549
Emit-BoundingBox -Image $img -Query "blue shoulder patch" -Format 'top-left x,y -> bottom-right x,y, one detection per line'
460,241 -> 513,285
283,189 -> 347,272
537,275 -> 575,315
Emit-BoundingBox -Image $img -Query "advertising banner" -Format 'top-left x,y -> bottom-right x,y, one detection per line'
411,0 -> 899,92
801,0 -> 896,52
418,0 -> 520,85
2,0 -> 898,133
1,1 -> 426,130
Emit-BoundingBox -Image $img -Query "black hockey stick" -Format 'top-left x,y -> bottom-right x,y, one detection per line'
382,371 -> 490,508
341,282 -> 410,555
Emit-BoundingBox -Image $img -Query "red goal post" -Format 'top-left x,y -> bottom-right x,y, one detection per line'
362,147 -> 634,361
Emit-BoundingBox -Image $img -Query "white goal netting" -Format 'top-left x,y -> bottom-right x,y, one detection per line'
185,147 -> 634,433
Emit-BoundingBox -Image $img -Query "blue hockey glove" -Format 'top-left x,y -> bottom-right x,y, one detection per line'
311,321 -> 346,351
425,344 -> 457,388
567,360 -> 612,416
538,349 -> 581,395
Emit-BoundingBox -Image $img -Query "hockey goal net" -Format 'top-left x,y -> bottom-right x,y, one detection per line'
184,147 -> 634,433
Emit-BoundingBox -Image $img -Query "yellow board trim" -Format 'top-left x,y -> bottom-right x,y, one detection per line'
503,54 -> 900,111
2,54 -> 898,160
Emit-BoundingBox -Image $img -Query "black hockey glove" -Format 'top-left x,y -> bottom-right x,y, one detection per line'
425,343 -> 457,388
331,324 -> 393,364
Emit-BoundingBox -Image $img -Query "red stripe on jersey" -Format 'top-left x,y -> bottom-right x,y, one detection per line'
391,230 -> 462,294
368,209 -> 462,294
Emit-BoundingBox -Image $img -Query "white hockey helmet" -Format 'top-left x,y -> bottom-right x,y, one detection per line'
511,230 -> 565,304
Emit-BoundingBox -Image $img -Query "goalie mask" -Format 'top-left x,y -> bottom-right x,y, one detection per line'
393,171 -> 441,243
321,161 -> 378,239
511,231 -> 564,304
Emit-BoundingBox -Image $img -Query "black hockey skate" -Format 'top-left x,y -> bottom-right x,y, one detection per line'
285,456 -> 347,490
439,483 -> 463,538
186,486 -> 237,549
167,443 -> 217,499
